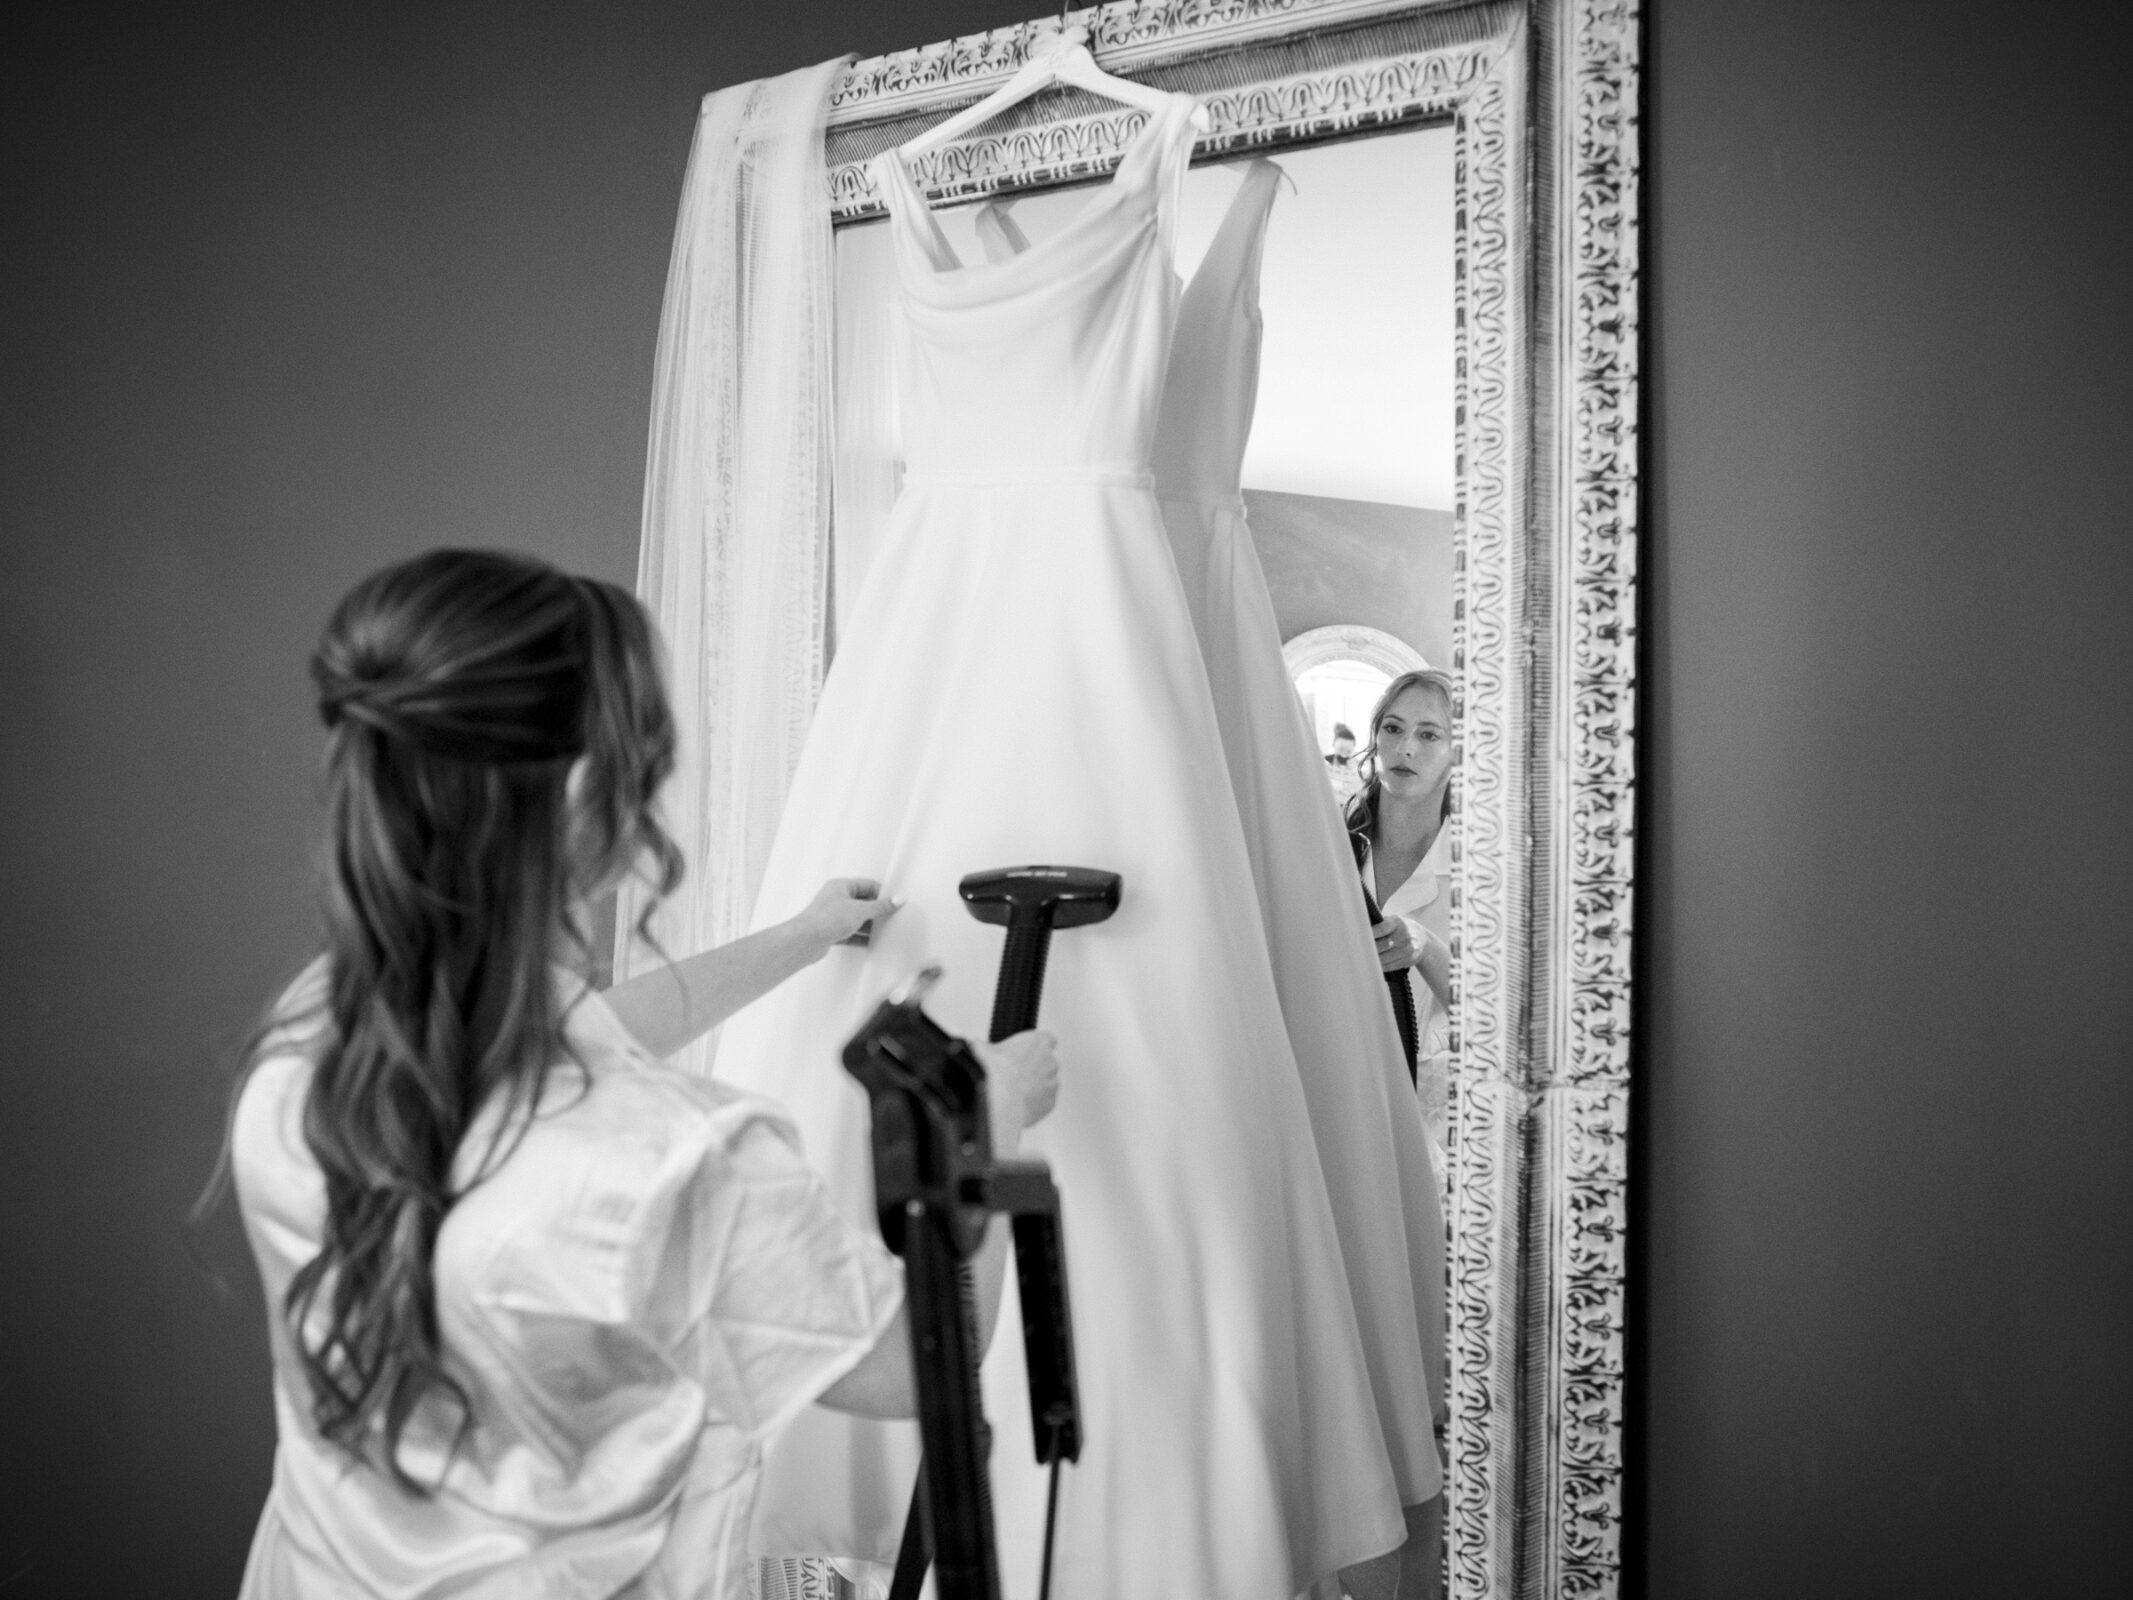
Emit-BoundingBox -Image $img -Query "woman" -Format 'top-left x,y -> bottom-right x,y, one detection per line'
212,549 -> 1058,1598
1346,669 -> 1457,1158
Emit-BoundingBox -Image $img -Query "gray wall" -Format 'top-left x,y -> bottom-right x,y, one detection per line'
1636,2 -> 2129,1593
0,2 -> 2125,1595
1246,490 -> 1456,669
0,4 -> 1017,1593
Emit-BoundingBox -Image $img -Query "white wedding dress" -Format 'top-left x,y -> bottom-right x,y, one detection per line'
981,157 -> 1448,1504
717,97 -> 1412,1599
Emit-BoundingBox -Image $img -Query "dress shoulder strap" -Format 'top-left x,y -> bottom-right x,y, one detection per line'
1190,159 -> 1282,315
869,151 -> 962,272
972,198 -> 1030,265
1110,93 -> 1205,258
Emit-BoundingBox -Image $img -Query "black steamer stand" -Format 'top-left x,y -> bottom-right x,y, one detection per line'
863,865 -> 1119,1600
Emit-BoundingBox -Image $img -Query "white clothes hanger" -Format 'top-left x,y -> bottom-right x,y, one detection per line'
894,20 -> 1210,161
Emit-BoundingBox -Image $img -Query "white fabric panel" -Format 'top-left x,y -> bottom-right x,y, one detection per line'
830,219 -> 904,651
615,57 -> 848,1081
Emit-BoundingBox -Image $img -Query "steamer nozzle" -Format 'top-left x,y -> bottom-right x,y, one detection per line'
957,865 -> 1121,930
957,865 -> 1121,1042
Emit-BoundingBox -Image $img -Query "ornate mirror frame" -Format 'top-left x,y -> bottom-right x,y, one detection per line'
821,1 -> 1639,1592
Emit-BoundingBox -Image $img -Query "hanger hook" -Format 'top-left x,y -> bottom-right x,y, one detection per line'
1036,5 -> 1087,61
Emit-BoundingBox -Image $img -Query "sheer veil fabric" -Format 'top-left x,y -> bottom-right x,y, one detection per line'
615,58 -> 848,1081
715,97 -> 1417,1599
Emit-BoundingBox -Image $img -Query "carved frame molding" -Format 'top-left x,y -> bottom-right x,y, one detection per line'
820,3 -> 1640,1593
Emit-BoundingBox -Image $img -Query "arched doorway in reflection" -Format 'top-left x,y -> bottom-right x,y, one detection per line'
1283,623 -> 1431,803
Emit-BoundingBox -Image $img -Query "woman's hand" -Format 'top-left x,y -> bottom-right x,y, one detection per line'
1372,914 -> 1421,973
795,877 -> 900,955
975,1030 -> 1062,1138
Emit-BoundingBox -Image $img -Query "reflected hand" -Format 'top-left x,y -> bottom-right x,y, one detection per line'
1372,915 -> 1420,973
800,877 -> 901,953
976,1029 -> 1061,1134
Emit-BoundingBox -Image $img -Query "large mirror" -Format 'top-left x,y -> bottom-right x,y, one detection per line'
798,1 -> 1639,1593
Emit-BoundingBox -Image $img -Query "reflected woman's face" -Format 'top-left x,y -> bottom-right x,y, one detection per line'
1373,686 -> 1453,801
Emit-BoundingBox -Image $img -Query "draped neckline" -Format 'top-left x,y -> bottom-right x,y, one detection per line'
868,93 -> 1197,281
979,153 -> 1283,298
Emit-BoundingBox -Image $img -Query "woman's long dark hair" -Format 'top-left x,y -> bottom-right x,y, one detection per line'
222,548 -> 683,1491
1343,666 -> 1456,844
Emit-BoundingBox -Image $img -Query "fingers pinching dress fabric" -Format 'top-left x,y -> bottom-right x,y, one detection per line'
714,96 -> 1411,1599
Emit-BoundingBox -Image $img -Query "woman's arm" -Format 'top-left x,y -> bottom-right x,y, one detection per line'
601,879 -> 893,1060
818,1030 -> 1061,1419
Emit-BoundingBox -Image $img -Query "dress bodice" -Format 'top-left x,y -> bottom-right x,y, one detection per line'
868,93 -> 1201,485
968,155 -> 1284,503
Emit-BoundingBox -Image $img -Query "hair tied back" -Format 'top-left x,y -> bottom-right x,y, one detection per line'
310,554 -> 595,766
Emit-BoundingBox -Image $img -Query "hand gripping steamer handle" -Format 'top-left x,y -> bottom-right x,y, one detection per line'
1349,834 -> 1421,1084
880,865 -> 1119,1600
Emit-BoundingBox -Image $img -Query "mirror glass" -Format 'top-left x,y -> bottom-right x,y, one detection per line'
829,113 -> 1461,1536
835,118 -> 1456,1067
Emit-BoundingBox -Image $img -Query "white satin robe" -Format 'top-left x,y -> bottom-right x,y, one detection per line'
231,967 -> 903,1600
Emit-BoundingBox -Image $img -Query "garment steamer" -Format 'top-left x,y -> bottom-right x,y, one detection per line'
866,866 -> 1119,1600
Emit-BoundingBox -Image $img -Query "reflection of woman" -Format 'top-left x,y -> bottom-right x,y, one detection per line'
213,550 -> 1058,1599
1346,669 -> 1457,1156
